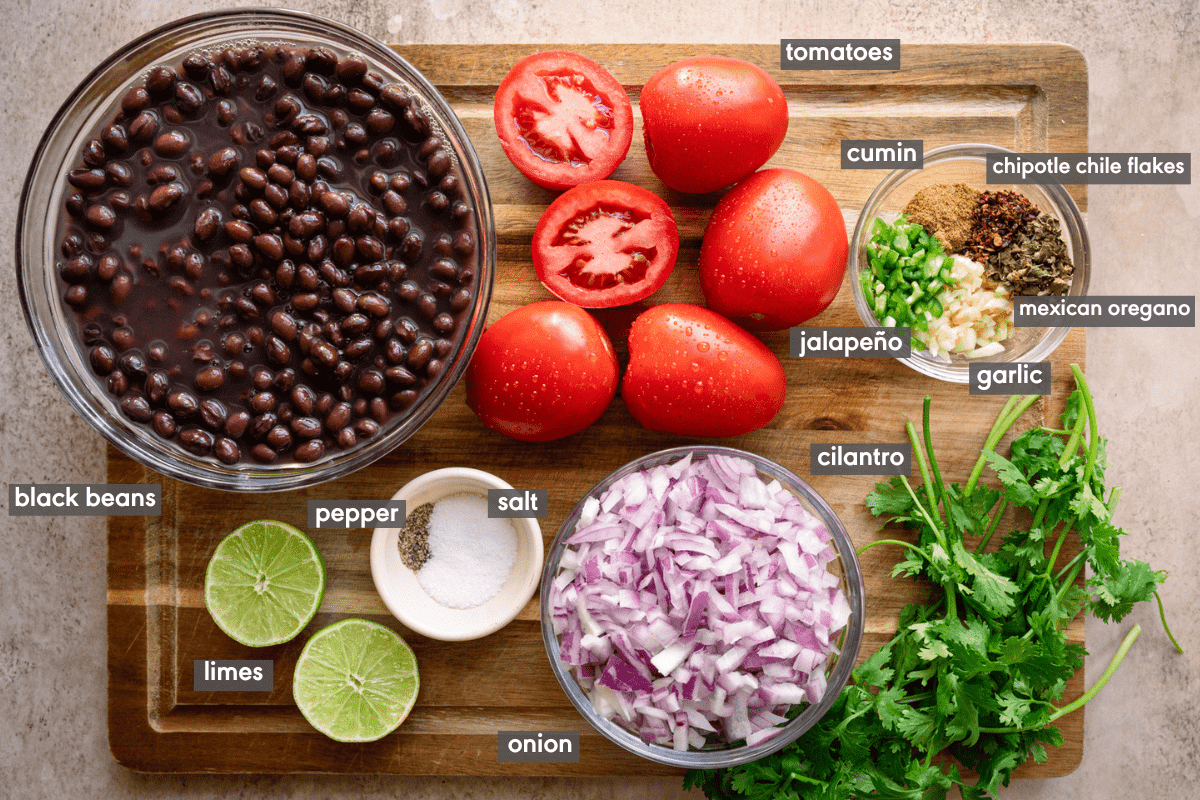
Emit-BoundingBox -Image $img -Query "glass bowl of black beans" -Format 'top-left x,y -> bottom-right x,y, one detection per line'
17,8 -> 495,491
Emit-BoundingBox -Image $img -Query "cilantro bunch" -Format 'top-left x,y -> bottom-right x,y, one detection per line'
684,365 -> 1178,800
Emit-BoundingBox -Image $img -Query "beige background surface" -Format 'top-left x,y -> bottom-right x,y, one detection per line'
2,0 -> 1197,797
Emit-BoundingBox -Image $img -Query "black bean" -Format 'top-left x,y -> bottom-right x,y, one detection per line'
107,162 -> 133,187
358,292 -> 390,317
153,410 -> 177,438
407,339 -> 433,370
356,235 -> 384,261
427,150 -> 452,178
110,274 -> 133,303
251,443 -> 278,463
254,233 -> 284,260
224,410 -> 251,439
179,428 -> 214,456
291,416 -> 323,438
250,412 -> 278,438
119,395 -> 152,423
85,204 -> 116,229
112,327 -> 136,350
239,166 -> 268,191
200,399 -> 228,428
249,199 -> 277,226
119,351 -> 148,378
319,191 -> 350,217
64,285 -> 88,306
214,438 -> 240,464
433,312 -> 455,334
195,366 -> 226,391
147,183 -> 183,214
357,370 -> 384,395
390,389 -> 418,410
121,86 -> 151,113
266,335 -> 291,364
168,390 -> 199,417
273,368 -> 296,392
342,337 -> 371,358
154,131 -> 189,156
311,340 -> 339,367
450,287 -> 472,311
417,293 -> 438,318
174,81 -> 204,114
380,83 -> 410,110
294,440 -> 325,462
395,318 -> 419,344
251,368 -> 274,390
229,244 -> 255,270
325,401 -> 352,431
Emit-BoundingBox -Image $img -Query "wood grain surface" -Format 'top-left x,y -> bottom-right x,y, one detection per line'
108,43 -> 1088,775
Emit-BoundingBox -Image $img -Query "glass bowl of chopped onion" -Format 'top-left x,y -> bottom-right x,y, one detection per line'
849,143 -> 1090,382
539,446 -> 865,768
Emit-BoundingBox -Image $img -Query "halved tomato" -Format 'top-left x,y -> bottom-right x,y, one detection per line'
532,181 -> 679,308
494,51 -> 633,190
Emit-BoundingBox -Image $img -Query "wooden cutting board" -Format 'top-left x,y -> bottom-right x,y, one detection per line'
108,43 -> 1088,775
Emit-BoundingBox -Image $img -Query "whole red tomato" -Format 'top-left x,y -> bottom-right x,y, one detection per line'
699,168 -> 848,331
533,181 -> 679,308
639,57 -> 788,194
622,304 -> 786,438
466,302 -> 618,442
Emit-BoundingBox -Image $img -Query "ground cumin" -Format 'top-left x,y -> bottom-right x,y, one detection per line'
902,183 -> 980,252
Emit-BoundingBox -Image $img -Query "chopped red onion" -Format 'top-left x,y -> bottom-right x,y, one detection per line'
549,453 -> 849,751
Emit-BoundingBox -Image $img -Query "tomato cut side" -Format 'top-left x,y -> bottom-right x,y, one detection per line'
495,51 -> 633,190
533,181 -> 679,308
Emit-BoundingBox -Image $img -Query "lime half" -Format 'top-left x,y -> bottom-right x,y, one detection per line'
204,520 -> 327,647
293,618 -> 420,742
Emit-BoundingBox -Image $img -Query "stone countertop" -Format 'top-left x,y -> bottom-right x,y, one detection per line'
2,1 -> 1197,797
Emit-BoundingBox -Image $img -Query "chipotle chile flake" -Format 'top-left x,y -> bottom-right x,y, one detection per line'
960,189 -> 1040,266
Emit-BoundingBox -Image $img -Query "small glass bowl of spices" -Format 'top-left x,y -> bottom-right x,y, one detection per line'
370,468 -> 543,641
849,143 -> 1090,382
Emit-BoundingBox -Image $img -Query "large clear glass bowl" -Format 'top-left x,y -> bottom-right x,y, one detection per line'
539,445 -> 866,769
17,8 -> 495,491
849,143 -> 1089,383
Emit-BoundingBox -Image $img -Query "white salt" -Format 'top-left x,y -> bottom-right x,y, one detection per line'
416,492 -> 518,609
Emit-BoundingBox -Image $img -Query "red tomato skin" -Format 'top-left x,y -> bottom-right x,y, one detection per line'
622,304 -> 786,438
494,51 -> 633,191
466,302 -> 618,442
532,180 -> 679,308
699,168 -> 848,331
640,57 -> 788,194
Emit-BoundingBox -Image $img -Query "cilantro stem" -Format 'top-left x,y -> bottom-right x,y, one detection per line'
1047,624 -> 1140,724
906,420 -> 939,523
899,475 -> 957,619
1045,521 -> 1068,577
921,396 -> 954,541
900,476 -> 945,550
1106,486 -> 1123,515
1053,550 -> 1085,583
965,394 -> 1040,495
857,538 -> 929,560
1058,401 -> 1088,470
976,625 -> 1142,734
1055,559 -> 1085,606
1154,591 -> 1184,654
1069,364 -> 1101,484
974,498 -> 1007,555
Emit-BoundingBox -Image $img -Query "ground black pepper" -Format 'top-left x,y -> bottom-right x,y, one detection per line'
398,502 -> 433,570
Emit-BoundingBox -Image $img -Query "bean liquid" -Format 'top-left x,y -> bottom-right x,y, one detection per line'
55,43 -> 479,466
